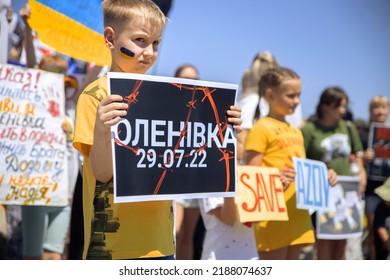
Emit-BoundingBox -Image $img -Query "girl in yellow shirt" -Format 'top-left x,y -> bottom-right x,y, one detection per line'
245,67 -> 336,259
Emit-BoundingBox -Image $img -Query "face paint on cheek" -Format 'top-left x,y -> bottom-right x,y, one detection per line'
120,47 -> 135,60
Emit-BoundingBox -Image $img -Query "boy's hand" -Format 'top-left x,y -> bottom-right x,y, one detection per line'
95,95 -> 128,133
226,105 -> 242,134
327,169 -> 338,186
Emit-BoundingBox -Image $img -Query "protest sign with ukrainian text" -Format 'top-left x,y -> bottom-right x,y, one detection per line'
236,165 -> 288,222
0,63 -> 68,206
108,72 -> 238,203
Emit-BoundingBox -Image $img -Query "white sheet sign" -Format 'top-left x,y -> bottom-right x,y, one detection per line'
0,63 -> 68,206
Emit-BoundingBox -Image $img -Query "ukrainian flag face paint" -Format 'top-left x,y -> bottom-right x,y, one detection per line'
120,47 -> 135,60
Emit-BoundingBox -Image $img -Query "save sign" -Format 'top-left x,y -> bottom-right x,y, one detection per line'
292,157 -> 332,211
236,166 -> 288,222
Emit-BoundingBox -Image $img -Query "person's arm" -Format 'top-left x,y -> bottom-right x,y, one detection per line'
236,129 -> 248,164
357,156 -> 367,194
363,148 -> 375,165
246,150 -> 294,190
19,4 -> 36,68
327,169 -> 338,186
90,94 -> 128,183
349,122 -> 367,193
278,167 -> 296,190
207,197 -> 238,226
377,226 -> 390,253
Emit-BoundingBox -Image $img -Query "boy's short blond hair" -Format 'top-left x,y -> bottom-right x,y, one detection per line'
102,0 -> 167,31
369,96 -> 389,111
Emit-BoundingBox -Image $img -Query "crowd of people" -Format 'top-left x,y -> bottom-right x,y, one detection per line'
0,0 -> 389,261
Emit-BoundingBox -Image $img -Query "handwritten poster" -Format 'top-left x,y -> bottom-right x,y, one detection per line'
367,123 -> 390,180
0,63 -> 68,206
108,72 -> 238,203
316,176 -> 363,239
236,166 -> 288,222
293,157 -> 332,211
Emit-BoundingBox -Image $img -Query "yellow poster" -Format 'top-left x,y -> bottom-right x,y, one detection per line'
236,166 -> 288,222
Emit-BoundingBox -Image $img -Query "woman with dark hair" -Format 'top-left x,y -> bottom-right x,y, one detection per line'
301,86 -> 366,259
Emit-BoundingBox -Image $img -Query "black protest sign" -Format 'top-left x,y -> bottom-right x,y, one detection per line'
108,73 -> 238,202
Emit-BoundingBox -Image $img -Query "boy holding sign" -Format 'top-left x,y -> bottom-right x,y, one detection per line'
244,67 -> 336,260
73,0 -> 242,260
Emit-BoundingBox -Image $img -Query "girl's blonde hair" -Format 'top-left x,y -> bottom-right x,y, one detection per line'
258,66 -> 300,98
242,51 -> 278,95
102,0 -> 167,31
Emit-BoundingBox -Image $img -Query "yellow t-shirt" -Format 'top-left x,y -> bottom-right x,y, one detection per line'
73,75 -> 175,259
245,117 -> 314,251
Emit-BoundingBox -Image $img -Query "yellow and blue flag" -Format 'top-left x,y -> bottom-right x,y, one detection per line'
28,0 -> 111,66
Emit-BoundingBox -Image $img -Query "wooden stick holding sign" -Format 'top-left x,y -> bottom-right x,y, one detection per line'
236,165 -> 288,222
292,157 -> 332,212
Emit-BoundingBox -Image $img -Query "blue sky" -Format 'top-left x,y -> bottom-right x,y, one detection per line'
12,0 -> 390,122
154,0 -> 390,122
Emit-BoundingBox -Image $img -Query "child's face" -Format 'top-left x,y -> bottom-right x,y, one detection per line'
370,103 -> 389,123
106,19 -> 163,74
323,98 -> 348,122
271,79 -> 301,116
